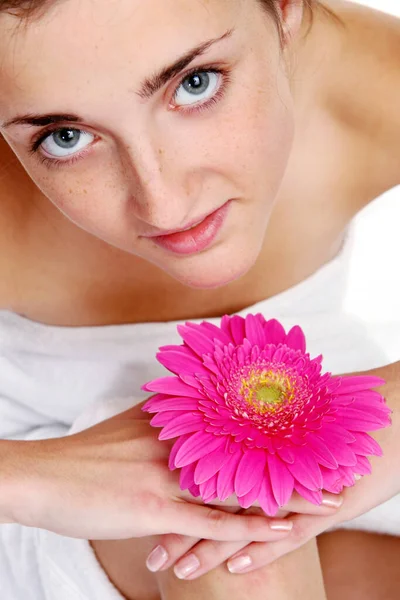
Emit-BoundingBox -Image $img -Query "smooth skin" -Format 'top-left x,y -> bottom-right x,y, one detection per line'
0,0 -> 399,599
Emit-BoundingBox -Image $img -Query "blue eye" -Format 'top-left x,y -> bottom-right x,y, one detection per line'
40,128 -> 94,158
174,71 -> 220,107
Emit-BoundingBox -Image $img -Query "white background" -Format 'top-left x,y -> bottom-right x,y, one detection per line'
338,1 -> 400,363
351,0 -> 400,17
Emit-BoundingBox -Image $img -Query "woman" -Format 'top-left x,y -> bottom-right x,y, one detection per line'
0,0 -> 399,598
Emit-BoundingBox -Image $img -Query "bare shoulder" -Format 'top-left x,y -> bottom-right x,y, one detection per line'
325,0 -> 400,195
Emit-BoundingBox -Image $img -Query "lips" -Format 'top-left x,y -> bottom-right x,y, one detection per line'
149,200 -> 232,256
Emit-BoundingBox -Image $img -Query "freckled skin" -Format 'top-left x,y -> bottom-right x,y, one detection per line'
0,0 -> 297,291
0,0 -> 398,324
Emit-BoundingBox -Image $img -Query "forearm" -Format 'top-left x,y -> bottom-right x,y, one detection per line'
0,439 -> 28,523
156,539 -> 327,600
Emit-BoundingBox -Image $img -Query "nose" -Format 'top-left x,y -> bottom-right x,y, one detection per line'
121,134 -> 201,232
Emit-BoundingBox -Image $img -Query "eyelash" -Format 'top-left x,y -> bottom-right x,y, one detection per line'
28,65 -> 232,170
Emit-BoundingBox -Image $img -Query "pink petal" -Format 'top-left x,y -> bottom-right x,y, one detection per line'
349,432 -> 383,457
237,478 -> 263,509
188,483 -> 201,497
350,399 -> 391,420
245,314 -> 266,348
228,315 -> 246,345
316,434 -> 357,467
151,411 -> 185,427
258,470 -> 280,516
145,396 -> 200,413
232,425 -> 257,444
306,435 -> 338,469
285,326 -> 306,353
329,394 -> 356,408
286,446 -> 323,491
318,423 -> 356,444
169,434 -> 192,470
273,346 -> 288,363
321,466 -> 344,494
267,453 -> 294,507
200,473 -> 218,503
159,344 -> 182,352
217,451 -> 243,501
157,349 -> 210,377
294,482 -> 323,505
180,462 -> 196,489
142,393 -> 169,412
220,315 -> 233,336
350,390 -> 386,403
199,321 -> 232,346
354,455 -> 372,476
277,445 -> 296,464
235,450 -> 267,498
177,324 -> 215,357
158,413 -> 205,440
179,374 -> 203,390
143,376 -> 204,398
335,408 -> 389,431
264,319 -> 286,345
337,376 -> 386,394
337,466 -> 356,487
194,450 -> 230,485
175,431 -> 225,467
202,355 -> 223,376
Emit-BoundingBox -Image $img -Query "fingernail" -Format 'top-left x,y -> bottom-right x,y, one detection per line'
322,496 -> 343,509
227,554 -> 252,574
270,520 -> 294,532
354,474 -> 362,481
146,545 -> 169,572
174,554 -> 201,579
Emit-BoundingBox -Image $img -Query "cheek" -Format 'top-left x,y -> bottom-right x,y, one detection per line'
29,165 -> 127,237
175,66 -> 294,207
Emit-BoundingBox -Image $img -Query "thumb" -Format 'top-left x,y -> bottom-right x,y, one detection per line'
163,502 -> 274,542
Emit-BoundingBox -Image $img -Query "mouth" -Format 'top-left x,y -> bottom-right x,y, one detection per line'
146,200 -> 232,256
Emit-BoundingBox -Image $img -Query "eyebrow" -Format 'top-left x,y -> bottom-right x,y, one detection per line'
1,28 -> 234,129
138,28 -> 234,100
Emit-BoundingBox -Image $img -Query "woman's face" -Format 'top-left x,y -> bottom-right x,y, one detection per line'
0,0 -> 299,289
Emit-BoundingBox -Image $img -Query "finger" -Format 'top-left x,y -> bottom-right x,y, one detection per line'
157,502 -> 295,543
146,506 -> 239,572
281,491 -> 344,515
173,539 -> 248,580
147,512 -> 294,576
170,517 -> 292,581
208,490 -> 344,516
226,511 -> 339,574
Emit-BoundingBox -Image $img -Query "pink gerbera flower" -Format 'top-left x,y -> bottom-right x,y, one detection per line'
142,314 -> 391,515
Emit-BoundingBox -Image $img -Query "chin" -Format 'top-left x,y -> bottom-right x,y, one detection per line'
158,241 -> 262,290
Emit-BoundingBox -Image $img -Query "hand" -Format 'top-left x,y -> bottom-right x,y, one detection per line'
145,491 -> 343,578
2,404 -> 297,542
146,363 -> 399,578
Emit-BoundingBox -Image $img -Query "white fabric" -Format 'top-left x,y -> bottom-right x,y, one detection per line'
1,188 -> 400,598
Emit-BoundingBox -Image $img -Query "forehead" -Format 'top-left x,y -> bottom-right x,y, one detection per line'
0,0 -> 241,114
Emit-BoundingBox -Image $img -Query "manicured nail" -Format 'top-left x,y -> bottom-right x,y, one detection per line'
270,520 -> 294,532
146,545 -> 169,572
322,496 -> 343,509
227,554 -> 253,574
174,554 -> 201,579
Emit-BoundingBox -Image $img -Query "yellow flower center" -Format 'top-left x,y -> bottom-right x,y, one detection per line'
240,369 -> 295,415
256,384 -> 282,404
